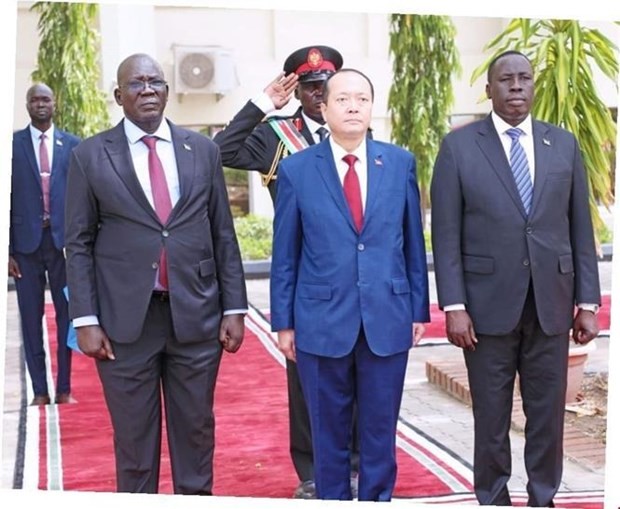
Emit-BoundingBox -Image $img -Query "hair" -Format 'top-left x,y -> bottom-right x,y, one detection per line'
486,50 -> 532,82
322,68 -> 375,103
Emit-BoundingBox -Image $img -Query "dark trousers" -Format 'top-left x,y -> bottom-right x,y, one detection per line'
286,359 -> 360,482
14,228 -> 71,396
296,329 -> 407,501
96,296 -> 223,494
464,288 -> 569,507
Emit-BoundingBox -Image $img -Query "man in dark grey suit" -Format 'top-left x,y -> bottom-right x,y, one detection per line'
64,53 -> 247,494
431,50 -> 600,507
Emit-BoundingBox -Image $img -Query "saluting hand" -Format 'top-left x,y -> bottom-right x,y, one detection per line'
264,72 -> 299,110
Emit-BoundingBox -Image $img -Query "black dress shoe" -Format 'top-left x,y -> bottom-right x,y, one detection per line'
30,394 -> 51,406
55,393 -> 77,404
293,480 -> 316,499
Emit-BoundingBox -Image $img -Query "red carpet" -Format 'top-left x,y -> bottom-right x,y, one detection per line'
34,298 -> 609,507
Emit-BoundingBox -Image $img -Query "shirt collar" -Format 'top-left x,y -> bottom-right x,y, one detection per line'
491,111 -> 533,138
123,118 -> 172,145
329,136 -> 367,166
301,111 -> 325,137
30,123 -> 55,140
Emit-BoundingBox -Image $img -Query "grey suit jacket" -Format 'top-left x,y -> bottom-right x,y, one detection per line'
431,114 -> 600,336
65,120 -> 247,344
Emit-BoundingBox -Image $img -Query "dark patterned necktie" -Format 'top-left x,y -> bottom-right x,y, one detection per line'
506,128 -> 533,215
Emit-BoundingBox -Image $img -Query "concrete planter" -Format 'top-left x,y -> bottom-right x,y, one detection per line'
566,340 -> 597,404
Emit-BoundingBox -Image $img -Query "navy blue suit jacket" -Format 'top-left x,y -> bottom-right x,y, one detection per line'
270,139 -> 430,358
10,126 -> 80,254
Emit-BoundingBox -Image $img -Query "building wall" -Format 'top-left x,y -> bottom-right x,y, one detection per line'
13,3 -> 619,217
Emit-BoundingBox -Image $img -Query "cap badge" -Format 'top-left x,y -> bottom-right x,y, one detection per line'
307,48 -> 324,69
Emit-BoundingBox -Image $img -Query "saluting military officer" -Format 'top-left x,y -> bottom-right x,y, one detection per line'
213,45 -> 360,499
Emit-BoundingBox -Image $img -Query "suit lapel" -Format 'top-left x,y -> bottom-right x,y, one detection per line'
315,142 -> 357,231
50,129 -> 66,188
18,128 -> 41,188
476,115 -> 528,218
296,109 -> 316,146
104,122 -> 160,223
530,121 -> 552,215
364,141 -> 384,225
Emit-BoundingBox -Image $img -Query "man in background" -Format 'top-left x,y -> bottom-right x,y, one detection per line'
9,82 -> 80,406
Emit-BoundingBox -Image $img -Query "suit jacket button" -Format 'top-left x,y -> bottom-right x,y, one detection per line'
523,259 -> 530,266
357,243 -> 365,251
525,227 -> 533,234
162,230 -> 169,237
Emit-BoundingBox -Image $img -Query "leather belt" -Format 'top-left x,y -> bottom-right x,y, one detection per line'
42,218 -> 50,228
152,290 -> 170,302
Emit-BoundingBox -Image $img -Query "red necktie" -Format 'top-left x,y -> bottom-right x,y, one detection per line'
142,136 -> 173,289
342,154 -> 363,232
39,133 -> 51,218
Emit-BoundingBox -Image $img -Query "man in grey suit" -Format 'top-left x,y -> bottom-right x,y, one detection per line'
64,53 -> 247,494
431,50 -> 600,507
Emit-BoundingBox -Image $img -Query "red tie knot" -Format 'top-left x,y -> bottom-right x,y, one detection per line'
142,135 -> 158,150
343,154 -> 358,168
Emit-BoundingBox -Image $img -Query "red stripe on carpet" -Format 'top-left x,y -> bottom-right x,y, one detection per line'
38,405 -> 47,490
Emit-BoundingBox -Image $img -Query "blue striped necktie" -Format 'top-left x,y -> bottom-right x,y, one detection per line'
506,128 -> 533,215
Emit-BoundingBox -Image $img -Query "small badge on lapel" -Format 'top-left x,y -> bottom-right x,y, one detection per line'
56,139 -> 63,146
183,143 -> 192,151
542,138 -> 551,146
374,158 -> 383,166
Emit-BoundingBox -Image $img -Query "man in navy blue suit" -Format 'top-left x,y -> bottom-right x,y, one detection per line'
9,83 -> 81,406
270,68 -> 430,501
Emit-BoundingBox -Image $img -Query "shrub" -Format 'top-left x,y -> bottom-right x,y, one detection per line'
234,214 -> 273,261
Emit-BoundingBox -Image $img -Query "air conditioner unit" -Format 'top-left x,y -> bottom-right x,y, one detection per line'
173,45 -> 239,96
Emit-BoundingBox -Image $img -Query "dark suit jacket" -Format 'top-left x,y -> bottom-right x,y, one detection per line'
270,139 -> 430,357
431,114 -> 600,336
64,120 -> 247,344
10,126 -> 80,254
213,102 -> 315,202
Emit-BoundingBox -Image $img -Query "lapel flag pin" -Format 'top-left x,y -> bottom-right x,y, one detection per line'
374,158 -> 383,166
183,143 -> 192,151
56,139 -> 63,146
543,138 -> 551,146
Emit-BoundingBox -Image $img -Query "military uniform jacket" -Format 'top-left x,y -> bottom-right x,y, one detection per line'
213,102 -> 315,203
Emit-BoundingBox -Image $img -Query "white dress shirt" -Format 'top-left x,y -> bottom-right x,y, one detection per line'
30,123 -> 55,172
329,136 -> 368,212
